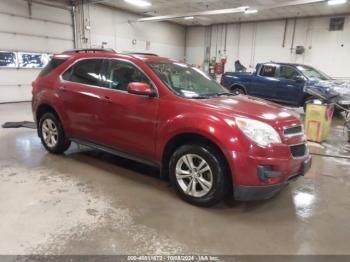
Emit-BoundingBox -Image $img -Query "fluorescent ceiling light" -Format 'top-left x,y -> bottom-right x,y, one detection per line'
138,6 -> 249,22
245,9 -> 258,14
184,16 -> 194,20
124,0 -> 151,7
328,0 -> 347,5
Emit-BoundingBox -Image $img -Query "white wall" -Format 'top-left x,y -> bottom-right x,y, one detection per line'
186,16 -> 350,79
87,4 -> 186,61
185,26 -> 206,66
0,1 -> 186,103
0,0 -> 74,103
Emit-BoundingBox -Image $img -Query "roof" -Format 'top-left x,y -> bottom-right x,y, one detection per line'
262,62 -> 309,67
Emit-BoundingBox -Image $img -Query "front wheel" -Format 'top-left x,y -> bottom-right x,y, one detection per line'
39,112 -> 71,154
169,144 -> 229,207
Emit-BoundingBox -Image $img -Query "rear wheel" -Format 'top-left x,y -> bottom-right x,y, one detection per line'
169,144 -> 229,207
39,112 -> 70,154
231,86 -> 245,96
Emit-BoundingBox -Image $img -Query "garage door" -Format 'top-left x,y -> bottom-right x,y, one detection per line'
0,0 -> 74,103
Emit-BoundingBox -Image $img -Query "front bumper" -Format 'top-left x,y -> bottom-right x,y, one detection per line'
234,157 -> 312,201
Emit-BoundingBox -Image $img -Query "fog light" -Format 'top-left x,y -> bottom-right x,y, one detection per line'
257,165 -> 282,181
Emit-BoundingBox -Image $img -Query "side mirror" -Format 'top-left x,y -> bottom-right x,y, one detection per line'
127,82 -> 156,97
294,75 -> 305,83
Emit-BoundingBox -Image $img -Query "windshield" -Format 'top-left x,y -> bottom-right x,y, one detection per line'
296,65 -> 331,81
147,62 -> 228,98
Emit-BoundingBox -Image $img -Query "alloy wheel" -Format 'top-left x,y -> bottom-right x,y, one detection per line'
175,154 -> 213,198
41,118 -> 58,148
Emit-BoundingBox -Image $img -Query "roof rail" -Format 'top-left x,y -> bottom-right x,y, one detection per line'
62,48 -> 116,54
123,52 -> 159,57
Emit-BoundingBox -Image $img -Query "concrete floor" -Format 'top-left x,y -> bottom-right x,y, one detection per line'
0,102 -> 349,255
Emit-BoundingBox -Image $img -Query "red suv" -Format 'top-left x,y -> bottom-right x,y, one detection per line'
32,49 -> 311,207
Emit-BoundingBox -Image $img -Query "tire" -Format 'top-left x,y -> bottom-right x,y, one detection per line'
38,112 -> 71,154
169,143 -> 229,207
231,86 -> 245,96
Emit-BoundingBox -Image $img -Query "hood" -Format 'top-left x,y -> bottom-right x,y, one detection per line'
305,79 -> 350,101
194,95 -> 301,129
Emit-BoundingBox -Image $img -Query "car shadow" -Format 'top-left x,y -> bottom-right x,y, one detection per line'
64,142 -> 292,211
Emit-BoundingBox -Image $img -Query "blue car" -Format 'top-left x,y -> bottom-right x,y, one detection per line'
221,62 -> 350,109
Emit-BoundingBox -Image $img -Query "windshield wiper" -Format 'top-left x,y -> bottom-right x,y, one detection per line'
204,92 -> 235,97
185,92 -> 235,99
189,95 -> 210,99
216,92 -> 235,97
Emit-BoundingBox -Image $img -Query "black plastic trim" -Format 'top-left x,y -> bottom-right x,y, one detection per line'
234,183 -> 287,201
70,138 -> 160,168
257,165 -> 282,181
235,157 -> 312,201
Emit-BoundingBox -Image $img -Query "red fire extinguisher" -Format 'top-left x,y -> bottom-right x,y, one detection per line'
214,63 -> 223,74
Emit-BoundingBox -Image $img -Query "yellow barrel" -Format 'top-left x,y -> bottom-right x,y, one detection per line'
304,103 -> 334,143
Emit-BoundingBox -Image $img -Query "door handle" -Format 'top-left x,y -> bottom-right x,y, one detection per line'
100,95 -> 112,103
58,86 -> 67,92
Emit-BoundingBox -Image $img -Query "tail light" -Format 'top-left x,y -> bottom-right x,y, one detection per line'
32,80 -> 37,94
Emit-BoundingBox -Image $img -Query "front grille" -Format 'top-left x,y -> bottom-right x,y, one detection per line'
284,125 -> 303,137
290,144 -> 307,158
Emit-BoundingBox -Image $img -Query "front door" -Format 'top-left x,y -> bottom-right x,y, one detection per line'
97,59 -> 159,160
275,65 -> 304,105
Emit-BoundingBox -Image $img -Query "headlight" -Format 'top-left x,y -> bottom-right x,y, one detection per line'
235,117 -> 282,147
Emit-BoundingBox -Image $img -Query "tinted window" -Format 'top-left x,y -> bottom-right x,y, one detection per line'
38,58 -> 67,78
69,59 -> 103,86
62,66 -> 73,81
279,66 -> 299,80
101,60 -> 150,91
260,65 -> 276,77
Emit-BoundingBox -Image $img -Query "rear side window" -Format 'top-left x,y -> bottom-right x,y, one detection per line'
38,58 -> 67,78
66,59 -> 103,86
260,65 -> 276,77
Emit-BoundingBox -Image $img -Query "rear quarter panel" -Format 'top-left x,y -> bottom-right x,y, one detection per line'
32,57 -> 75,134
222,72 -> 253,92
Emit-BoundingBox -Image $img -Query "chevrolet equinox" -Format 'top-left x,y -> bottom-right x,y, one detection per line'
32,49 -> 312,207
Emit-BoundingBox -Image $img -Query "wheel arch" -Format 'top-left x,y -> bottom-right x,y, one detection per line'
230,83 -> 247,94
161,132 -> 233,191
35,104 -> 63,136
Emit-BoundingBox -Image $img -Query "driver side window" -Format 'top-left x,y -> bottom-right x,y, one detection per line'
279,66 -> 300,80
101,60 -> 150,91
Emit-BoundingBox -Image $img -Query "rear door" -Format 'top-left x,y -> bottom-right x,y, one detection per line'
249,64 -> 279,99
59,58 -> 105,142
275,65 -> 304,105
